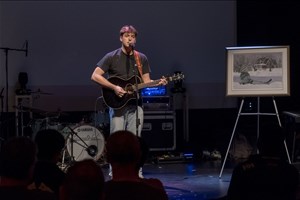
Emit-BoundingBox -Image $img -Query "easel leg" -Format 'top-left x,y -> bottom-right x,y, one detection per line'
272,97 -> 291,164
219,99 -> 244,178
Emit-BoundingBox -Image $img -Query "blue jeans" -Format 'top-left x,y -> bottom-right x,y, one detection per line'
109,105 -> 144,136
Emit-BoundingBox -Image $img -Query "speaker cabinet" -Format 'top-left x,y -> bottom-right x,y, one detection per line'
141,111 -> 176,151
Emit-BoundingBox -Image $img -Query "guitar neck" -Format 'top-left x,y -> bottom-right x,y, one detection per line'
135,73 -> 183,91
137,79 -> 161,90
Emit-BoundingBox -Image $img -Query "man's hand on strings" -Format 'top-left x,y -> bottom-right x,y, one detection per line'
114,85 -> 127,98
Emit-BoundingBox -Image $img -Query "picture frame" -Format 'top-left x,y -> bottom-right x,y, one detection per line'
226,45 -> 290,96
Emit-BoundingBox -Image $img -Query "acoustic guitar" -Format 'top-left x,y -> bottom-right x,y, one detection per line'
102,73 -> 184,109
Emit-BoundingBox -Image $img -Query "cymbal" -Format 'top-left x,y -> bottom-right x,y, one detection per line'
42,111 -> 69,117
14,105 -> 69,118
13,105 -> 46,113
30,89 -> 53,95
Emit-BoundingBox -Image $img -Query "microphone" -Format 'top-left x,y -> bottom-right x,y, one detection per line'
129,43 -> 135,50
25,40 -> 28,57
86,145 -> 98,157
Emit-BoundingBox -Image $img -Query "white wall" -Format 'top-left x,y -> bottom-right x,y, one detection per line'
0,1 -> 237,112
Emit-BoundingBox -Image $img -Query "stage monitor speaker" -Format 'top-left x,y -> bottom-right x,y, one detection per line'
141,111 -> 176,151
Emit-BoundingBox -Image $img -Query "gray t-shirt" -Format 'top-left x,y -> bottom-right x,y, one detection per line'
97,48 -> 151,80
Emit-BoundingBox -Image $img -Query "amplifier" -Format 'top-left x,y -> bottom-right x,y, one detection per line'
142,96 -> 171,111
141,111 -> 176,151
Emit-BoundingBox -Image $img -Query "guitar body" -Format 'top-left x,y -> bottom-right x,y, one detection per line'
102,76 -> 142,109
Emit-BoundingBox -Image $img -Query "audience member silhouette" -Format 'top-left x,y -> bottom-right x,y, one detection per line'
59,159 -> 105,200
104,130 -> 169,200
30,129 -> 66,196
0,136 -> 56,200
227,126 -> 299,200
108,135 -> 149,179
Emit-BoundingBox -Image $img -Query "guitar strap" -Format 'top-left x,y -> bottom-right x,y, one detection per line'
133,50 -> 144,82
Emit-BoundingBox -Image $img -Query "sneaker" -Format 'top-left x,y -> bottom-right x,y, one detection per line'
210,150 -> 222,160
108,164 -> 113,178
138,167 -> 144,178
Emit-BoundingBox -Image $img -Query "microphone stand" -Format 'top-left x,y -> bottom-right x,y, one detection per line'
130,45 -> 141,137
0,41 -> 28,138
0,88 -> 4,141
0,42 -> 28,113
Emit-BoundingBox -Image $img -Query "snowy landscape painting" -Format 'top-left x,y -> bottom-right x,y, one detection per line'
226,46 -> 290,96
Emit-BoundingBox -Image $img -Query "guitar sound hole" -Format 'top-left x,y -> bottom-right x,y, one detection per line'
125,84 -> 134,94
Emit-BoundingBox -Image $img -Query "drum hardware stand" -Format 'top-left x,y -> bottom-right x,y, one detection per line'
15,96 -> 33,137
219,96 -> 291,178
42,116 -> 56,129
61,126 -> 77,171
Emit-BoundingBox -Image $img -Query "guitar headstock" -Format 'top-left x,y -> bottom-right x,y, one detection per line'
168,72 -> 184,82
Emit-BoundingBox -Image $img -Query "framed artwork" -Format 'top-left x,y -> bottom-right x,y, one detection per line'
226,46 -> 290,96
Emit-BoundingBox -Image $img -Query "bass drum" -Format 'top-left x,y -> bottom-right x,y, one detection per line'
66,124 -> 105,161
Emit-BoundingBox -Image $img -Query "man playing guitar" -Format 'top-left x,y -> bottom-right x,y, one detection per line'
91,25 -> 167,178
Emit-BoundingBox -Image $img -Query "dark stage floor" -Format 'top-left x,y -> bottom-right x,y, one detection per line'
100,157 -> 300,200
143,161 -> 232,200
102,160 -> 234,200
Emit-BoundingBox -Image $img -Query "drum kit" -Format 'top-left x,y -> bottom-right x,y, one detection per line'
24,107 -> 109,170
14,91 -> 110,170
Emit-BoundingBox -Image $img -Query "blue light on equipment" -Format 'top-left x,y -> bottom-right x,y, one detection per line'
141,85 -> 166,96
